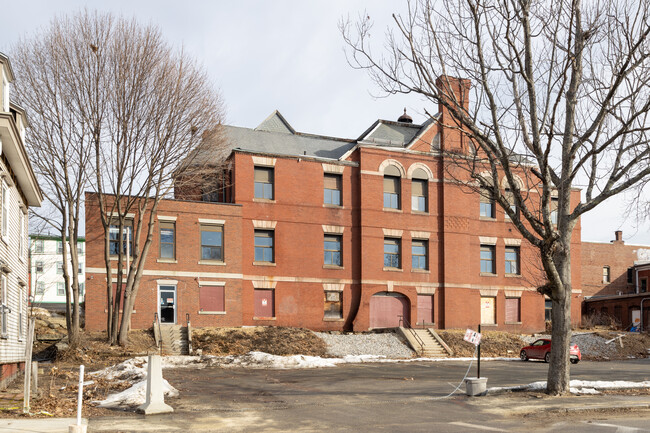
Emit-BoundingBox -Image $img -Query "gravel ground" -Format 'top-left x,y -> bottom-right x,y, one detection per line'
314,332 -> 414,358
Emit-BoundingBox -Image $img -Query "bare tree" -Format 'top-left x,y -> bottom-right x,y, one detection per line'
12,22 -> 97,347
14,10 -> 226,347
342,0 -> 650,394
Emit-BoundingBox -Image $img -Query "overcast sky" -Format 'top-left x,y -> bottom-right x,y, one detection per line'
3,1 -> 649,245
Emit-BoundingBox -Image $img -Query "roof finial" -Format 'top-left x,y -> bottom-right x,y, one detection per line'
398,108 -> 413,124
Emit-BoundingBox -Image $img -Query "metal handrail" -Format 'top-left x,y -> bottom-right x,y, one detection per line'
154,312 -> 162,356
398,315 -> 425,354
186,313 -> 193,355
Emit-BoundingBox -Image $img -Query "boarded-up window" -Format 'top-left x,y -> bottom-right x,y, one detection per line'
199,285 -> 225,312
505,298 -> 520,323
254,289 -> 275,318
480,296 -> 496,325
324,174 -> 342,206
324,291 -> 343,319
254,167 -> 274,199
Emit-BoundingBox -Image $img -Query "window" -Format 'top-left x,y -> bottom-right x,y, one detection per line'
505,187 -> 518,219
160,222 -> 176,259
34,239 -> 44,253
411,239 -> 428,270
411,168 -> 428,212
1,181 -> 7,237
35,261 -> 43,273
602,266 -> 611,283
79,283 -> 85,297
0,275 -> 6,337
56,261 -> 63,274
18,211 -> 25,258
200,225 -> 223,261
324,291 -> 343,319
78,263 -> 83,274
57,240 -> 63,254
254,230 -> 274,263
479,187 -> 495,218
77,242 -> 84,254
254,167 -> 274,200
57,282 -> 65,296
627,268 -> 634,284
641,278 -> 648,293
505,298 -> 521,323
384,237 -> 401,269
199,285 -> 225,312
550,197 -> 558,225
35,282 -> 45,295
505,246 -> 520,275
323,174 -> 342,206
545,300 -> 552,321
383,165 -> 401,209
324,235 -> 342,266
18,288 -> 23,340
480,244 -> 496,274
109,220 -> 133,256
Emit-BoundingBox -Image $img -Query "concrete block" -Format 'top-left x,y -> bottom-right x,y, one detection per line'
464,377 -> 488,396
68,425 -> 87,433
136,355 -> 173,415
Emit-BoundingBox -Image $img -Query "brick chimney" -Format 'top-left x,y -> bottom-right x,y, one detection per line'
435,75 -> 471,154
614,230 -> 624,244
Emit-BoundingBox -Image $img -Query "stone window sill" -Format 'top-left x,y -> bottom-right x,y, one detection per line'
383,267 -> 403,272
253,317 -> 276,321
411,210 -> 429,215
157,259 -> 178,264
505,321 -> 522,325
480,272 -> 498,277
383,208 -> 402,213
323,318 -> 344,322
479,216 -> 497,221
323,204 -> 344,209
411,269 -> 430,273
480,323 -> 497,327
253,198 -> 276,204
323,265 -> 344,270
505,273 -> 521,278
253,261 -> 276,267
198,311 -> 226,315
198,260 -> 226,266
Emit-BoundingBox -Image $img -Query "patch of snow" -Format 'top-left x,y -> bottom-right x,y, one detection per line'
489,379 -> 650,394
95,379 -> 178,408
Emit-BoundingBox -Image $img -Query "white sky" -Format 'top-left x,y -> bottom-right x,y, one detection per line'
3,0 -> 649,244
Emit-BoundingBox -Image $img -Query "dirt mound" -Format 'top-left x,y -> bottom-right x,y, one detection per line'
193,326 -> 328,357
439,329 -> 526,357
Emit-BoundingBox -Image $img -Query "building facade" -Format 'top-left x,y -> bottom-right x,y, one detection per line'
29,236 -> 85,311
0,53 -> 43,385
85,79 -> 582,333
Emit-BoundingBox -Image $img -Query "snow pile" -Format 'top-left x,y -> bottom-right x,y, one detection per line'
489,379 -> 650,394
96,379 -> 179,408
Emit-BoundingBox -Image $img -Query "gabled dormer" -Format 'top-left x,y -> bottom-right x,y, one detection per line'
0,53 -> 15,114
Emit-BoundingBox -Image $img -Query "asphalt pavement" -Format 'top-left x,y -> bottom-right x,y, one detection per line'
3,358 -> 650,432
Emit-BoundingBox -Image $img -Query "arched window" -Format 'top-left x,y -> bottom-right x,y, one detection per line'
383,165 -> 401,209
411,168 -> 428,212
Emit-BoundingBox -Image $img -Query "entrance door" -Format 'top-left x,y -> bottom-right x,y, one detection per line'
369,292 -> 409,328
417,295 -> 434,325
159,285 -> 176,324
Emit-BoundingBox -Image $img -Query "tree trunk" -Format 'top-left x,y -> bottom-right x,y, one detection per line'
546,236 -> 573,394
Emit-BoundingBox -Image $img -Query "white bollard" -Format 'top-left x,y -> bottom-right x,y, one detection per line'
68,364 -> 87,433
136,354 -> 173,415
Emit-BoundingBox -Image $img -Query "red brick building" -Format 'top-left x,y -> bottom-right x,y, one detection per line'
85,82 -> 583,333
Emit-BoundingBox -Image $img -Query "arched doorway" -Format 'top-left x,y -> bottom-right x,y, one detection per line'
369,292 -> 410,328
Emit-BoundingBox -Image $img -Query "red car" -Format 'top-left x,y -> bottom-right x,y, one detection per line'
520,339 -> 581,364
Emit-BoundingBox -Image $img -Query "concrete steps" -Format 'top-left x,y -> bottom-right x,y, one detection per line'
399,327 -> 453,358
159,325 -> 189,355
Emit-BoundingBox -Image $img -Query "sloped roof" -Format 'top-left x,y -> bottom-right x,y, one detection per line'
358,119 -> 431,147
255,110 -> 296,134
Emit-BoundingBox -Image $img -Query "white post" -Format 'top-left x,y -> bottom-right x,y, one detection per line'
68,365 -> 87,433
22,317 -> 35,414
136,354 -> 173,414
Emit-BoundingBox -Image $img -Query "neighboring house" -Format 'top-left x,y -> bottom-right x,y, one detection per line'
29,236 -> 85,311
0,53 -> 43,386
85,76 -> 582,333
582,231 -> 650,330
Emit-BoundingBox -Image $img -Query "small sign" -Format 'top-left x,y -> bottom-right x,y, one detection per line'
262,299 -> 268,306
464,328 -> 482,346
167,298 -> 174,304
